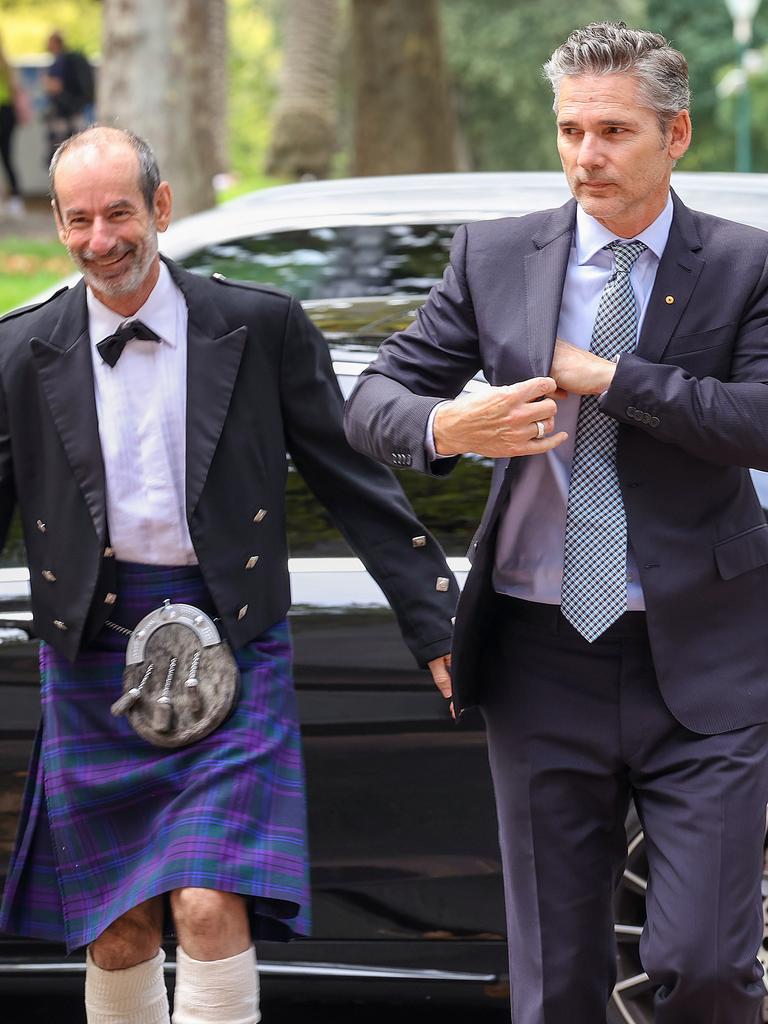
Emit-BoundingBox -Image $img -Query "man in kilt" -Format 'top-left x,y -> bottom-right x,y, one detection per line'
0,126 -> 458,1024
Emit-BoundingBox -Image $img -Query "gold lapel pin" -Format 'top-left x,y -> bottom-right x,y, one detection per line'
665,295 -> 675,304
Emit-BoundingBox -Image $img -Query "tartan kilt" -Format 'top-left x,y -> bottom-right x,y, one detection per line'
0,562 -> 310,952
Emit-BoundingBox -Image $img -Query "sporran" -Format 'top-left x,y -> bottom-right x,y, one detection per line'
110,600 -> 240,748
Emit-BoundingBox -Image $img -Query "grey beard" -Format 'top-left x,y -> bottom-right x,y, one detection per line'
76,233 -> 159,297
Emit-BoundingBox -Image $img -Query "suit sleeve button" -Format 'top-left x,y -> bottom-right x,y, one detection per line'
626,406 -> 636,417
642,412 -> 652,425
650,416 -> 660,427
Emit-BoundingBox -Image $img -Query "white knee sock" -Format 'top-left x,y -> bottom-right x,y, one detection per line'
172,945 -> 260,1024
85,948 -> 170,1024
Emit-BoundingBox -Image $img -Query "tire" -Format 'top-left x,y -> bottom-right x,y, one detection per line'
608,806 -> 768,1024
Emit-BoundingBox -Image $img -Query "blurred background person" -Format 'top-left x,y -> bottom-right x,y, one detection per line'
0,33 -> 27,220
42,30 -> 94,162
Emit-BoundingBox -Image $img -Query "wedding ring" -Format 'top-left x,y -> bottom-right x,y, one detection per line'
535,420 -> 545,440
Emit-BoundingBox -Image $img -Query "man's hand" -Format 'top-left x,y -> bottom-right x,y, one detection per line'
551,338 -> 617,396
428,653 -> 456,719
433,376 -> 567,458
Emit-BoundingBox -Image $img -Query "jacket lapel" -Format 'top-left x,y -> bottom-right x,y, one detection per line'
635,191 -> 704,363
165,261 -> 248,517
523,200 -> 576,376
30,281 -> 106,539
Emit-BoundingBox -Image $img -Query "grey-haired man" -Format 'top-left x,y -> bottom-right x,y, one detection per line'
345,21 -> 768,1023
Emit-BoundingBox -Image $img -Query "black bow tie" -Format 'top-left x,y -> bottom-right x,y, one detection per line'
97,319 -> 161,367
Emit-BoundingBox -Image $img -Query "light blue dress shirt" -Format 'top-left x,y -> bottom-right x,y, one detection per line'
491,195 -> 674,608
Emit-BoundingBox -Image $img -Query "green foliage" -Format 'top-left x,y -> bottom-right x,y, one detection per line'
442,0 -> 647,171
0,0 -> 101,57
228,0 -> 282,180
647,0 -> 746,170
0,238 -> 71,315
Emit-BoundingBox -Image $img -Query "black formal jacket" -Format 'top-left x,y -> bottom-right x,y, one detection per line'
345,193 -> 768,733
0,258 -> 458,665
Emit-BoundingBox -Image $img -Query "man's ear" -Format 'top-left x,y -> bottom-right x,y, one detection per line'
153,182 -> 173,233
668,109 -> 692,161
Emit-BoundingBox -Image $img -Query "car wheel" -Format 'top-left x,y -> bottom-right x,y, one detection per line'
609,807 -> 768,1024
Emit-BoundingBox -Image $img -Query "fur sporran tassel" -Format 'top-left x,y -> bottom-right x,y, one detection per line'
110,687 -> 143,717
184,678 -> 202,714
152,696 -> 174,733
111,663 -> 155,718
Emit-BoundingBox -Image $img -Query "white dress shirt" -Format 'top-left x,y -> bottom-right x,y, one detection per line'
87,261 -> 197,565
492,195 -> 674,607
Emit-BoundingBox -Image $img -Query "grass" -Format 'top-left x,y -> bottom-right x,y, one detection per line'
0,238 -> 72,315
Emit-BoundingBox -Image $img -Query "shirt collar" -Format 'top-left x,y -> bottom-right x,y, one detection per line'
575,193 -> 674,266
87,260 -> 179,349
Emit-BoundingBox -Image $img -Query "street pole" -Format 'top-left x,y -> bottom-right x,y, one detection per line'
736,37 -> 751,172
724,0 -> 763,172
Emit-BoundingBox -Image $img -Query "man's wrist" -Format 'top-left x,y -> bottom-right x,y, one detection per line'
593,357 -> 618,394
433,401 -> 462,457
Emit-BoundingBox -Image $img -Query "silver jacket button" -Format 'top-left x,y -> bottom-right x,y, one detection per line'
41,569 -> 56,582
237,604 -> 248,621
36,520 -> 46,533
104,546 -> 115,558
436,577 -> 450,592
53,619 -> 67,630
245,555 -> 259,570
253,509 -> 267,523
104,592 -> 117,605
412,536 -> 427,548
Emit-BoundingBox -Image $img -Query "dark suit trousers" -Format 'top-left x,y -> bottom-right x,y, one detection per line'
481,596 -> 768,1024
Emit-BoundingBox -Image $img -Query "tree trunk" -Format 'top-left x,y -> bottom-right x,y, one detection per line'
98,0 -> 221,218
351,0 -> 458,176
207,0 -> 229,176
266,0 -> 339,180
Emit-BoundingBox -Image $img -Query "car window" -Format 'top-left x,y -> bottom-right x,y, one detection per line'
286,453 -> 491,558
0,513 -> 24,568
177,224 -> 458,300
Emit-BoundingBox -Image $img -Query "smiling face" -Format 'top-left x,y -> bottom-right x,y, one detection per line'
52,140 -> 172,315
556,73 -> 691,237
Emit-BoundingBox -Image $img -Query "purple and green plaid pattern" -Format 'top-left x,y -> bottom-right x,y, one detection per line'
561,240 -> 647,642
0,563 -> 310,951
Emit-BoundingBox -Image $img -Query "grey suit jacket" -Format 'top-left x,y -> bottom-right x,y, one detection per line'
344,193 -> 768,732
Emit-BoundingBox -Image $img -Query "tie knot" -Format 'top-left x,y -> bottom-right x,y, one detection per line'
606,239 -> 647,275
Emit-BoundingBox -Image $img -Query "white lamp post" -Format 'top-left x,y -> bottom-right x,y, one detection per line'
724,0 -> 763,170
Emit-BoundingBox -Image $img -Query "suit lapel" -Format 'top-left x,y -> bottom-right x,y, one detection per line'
165,261 -> 248,517
30,281 -> 106,538
523,200 -> 576,377
635,191 -> 704,363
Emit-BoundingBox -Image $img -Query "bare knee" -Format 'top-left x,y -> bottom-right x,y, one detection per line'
90,898 -> 164,971
171,888 -> 249,960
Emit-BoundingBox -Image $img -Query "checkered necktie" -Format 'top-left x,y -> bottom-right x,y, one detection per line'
561,239 -> 647,641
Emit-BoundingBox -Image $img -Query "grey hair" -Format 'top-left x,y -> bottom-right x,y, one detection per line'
49,125 -> 161,214
543,22 -> 690,134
